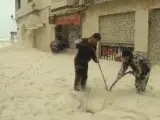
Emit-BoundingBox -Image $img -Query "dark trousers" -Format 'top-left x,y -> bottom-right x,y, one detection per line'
74,67 -> 88,88
135,72 -> 150,93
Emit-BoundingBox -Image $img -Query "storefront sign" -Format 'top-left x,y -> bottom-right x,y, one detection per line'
56,13 -> 80,25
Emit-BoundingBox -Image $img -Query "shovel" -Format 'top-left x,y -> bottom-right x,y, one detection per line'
97,61 -> 109,90
109,71 -> 132,91
92,48 -> 108,91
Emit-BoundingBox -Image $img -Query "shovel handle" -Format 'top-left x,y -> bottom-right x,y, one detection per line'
109,71 -> 132,91
98,62 -> 108,90
92,47 -> 108,91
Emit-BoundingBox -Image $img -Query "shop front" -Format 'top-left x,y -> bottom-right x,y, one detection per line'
49,12 -> 82,50
99,12 -> 135,61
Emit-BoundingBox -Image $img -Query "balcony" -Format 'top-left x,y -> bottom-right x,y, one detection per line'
51,0 -> 80,10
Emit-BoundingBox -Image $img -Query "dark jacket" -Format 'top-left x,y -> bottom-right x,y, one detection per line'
74,38 -> 97,68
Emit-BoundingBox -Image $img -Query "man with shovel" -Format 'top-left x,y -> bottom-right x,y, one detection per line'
74,33 -> 101,91
110,48 -> 151,94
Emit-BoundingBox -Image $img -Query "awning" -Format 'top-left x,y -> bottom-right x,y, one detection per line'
26,14 -> 44,30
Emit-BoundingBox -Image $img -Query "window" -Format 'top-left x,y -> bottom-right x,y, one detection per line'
28,0 -> 33,3
16,0 -> 21,10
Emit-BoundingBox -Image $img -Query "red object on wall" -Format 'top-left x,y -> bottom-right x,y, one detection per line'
102,48 -> 116,55
56,13 -> 80,25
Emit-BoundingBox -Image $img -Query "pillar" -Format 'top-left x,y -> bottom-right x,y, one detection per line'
134,6 -> 149,52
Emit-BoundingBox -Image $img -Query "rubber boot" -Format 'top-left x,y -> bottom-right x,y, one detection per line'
74,76 -> 82,91
74,84 -> 82,91
81,73 -> 87,91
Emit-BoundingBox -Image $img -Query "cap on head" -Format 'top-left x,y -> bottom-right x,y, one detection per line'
122,48 -> 132,57
92,33 -> 101,41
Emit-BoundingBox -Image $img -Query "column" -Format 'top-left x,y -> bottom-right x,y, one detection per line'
134,8 -> 149,52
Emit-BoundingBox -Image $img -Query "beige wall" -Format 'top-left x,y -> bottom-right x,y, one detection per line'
16,0 -> 35,18
51,0 -> 79,10
51,0 -> 67,10
15,0 -> 51,18
35,8 -> 55,52
16,16 -> 28,43
17,8 -> 54,51
82,0 -> 160,53
16,0 -> 53,52
134,1 -> 149,52
40,0 -> 51,9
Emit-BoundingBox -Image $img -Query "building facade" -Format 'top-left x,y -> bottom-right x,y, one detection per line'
15,0 -> 83,52
15,0 -> 160,64
81,0 -> 160,64
49,0 -> 84,50
15,0 -> 52,51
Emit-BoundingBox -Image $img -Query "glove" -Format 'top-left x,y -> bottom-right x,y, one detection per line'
94,58 -> 99,63
117,74 -> 123,80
